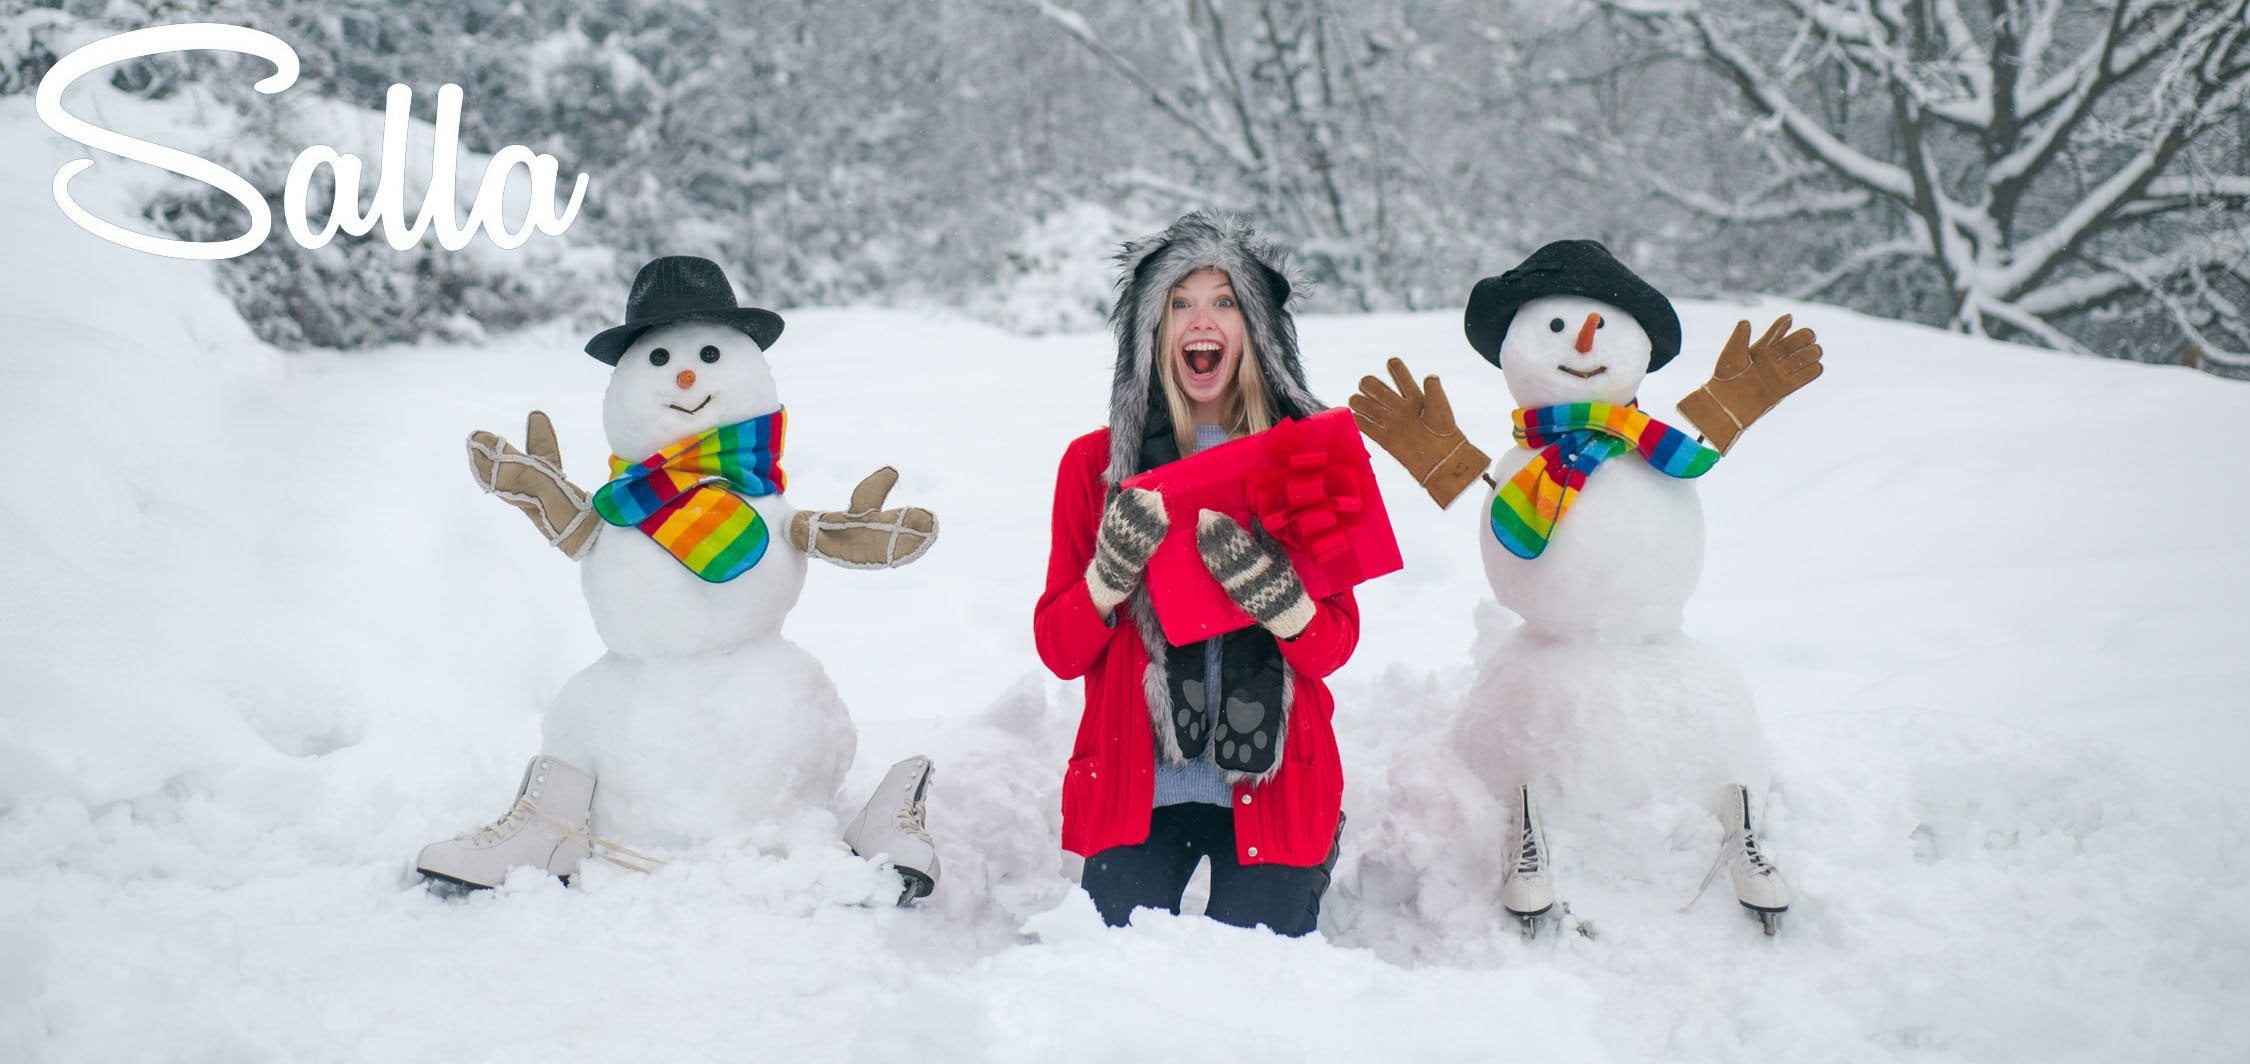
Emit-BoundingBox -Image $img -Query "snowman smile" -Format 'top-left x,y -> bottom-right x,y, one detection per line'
668,395 -> 713,415
1557,364 -> 1607,379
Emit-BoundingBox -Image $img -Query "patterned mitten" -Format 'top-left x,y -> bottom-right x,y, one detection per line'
1086,487 -> 1168,613
788,466 -> 939,569
466,411 -> 599,559
1196,510 -> 1314,640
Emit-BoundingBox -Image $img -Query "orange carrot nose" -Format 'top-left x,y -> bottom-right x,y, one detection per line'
1575,312 -> 1602,354
676,369 -> 697,389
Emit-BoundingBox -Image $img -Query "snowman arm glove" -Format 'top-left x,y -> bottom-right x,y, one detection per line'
1085,487 -> 1168,614
786,466 -> 940,570
466,411 -> 600,560
1350,357 -> 1491,509
1195,510 -> 1314,641
1676,315 -> 1824,455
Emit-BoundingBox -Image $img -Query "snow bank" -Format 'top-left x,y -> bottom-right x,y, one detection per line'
5,92 -> 2248,1060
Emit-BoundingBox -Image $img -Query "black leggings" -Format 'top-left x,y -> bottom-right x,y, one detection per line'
1080,803 -> 1331,936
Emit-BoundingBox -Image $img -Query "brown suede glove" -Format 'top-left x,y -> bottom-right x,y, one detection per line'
1349,357 -> 1492,509
787,467 -> 939,570
466,411 -> 599,559
1676,315 -> 1824,454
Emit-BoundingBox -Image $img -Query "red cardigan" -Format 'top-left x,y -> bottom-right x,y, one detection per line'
1034,428 -> 1357,867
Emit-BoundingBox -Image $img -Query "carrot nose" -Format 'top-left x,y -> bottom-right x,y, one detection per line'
1575,313 -> 1602,354
676,369 -> 697,389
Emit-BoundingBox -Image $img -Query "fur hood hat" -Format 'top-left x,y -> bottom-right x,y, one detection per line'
1100,211 -> 1326,786
1104,210 -> 1326,486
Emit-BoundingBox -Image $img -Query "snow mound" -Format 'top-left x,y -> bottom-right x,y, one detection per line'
6,94 -> 2249,1061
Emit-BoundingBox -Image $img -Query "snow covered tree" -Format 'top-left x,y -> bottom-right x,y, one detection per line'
1594,0 -> 2250,372
1024,0 -> 1435,308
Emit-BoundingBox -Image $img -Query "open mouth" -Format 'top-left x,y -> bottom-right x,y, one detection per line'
668,395 -> 713,415
1182,339 -> 1224,378
1557,364 -> 1607,379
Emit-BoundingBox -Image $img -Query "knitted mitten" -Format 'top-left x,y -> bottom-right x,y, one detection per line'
788,466 -> 939,570
1195,510 -> 1314,640
1086,487 -> 1168,613
466,411 -> 599,559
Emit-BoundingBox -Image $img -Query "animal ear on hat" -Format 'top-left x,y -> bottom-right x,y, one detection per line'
1256,258 -> 1291,307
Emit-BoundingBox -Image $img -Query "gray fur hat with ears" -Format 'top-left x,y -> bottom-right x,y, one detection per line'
1104,210 -> 1326,486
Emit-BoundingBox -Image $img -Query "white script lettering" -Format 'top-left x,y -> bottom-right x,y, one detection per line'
36,24 -> 589,260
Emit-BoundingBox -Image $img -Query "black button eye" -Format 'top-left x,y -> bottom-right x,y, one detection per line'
1548,318 -> 1566,333
649,347 -> 671,367
699,345 -> 721,364
1596,318 -> 1605,329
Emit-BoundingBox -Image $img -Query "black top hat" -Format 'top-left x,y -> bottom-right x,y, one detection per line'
1464,240 -> 1681,372
585,256 -> 785,364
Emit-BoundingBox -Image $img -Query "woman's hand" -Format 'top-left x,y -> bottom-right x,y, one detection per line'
1195,510 -> 1314,640
1086,487 -> 1169,616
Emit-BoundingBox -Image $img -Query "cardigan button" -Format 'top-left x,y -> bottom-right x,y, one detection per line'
1247,846 -> 1259,858
1239,794 -> 1251,805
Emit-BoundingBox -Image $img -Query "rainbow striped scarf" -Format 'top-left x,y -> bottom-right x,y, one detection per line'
1489,402 -> 1719,560
592,410 -> 787,583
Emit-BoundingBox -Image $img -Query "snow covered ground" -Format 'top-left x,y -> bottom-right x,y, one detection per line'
5,92 -> 2249,1062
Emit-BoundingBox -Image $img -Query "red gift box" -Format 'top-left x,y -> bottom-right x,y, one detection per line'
1121,408 -> 1403,646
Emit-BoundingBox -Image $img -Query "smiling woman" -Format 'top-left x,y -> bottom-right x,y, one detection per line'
1033,211 -> 1355,937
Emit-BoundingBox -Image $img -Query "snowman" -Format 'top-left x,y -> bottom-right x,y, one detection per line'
415,256 -> 944,903
1352,240 -> 1822,935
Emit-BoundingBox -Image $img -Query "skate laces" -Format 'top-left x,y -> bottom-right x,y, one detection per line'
1738,829 -> 1775,876
1512,820 -> 1544,877
1685,826 -> 1777,910
462,797 -> 537,843
523,799 -> 669,875
461,795 -> 668,876
894,797 -> 932,843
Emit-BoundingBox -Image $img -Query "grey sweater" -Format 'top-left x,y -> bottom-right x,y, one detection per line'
1153,423 -> 1235,808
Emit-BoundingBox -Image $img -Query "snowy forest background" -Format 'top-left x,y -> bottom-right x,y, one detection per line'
3,0 -> 2245,373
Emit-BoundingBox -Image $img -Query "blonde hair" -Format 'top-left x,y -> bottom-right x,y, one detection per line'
1152,280 -> 1277,456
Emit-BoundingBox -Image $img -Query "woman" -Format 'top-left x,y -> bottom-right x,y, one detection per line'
1033,211 -> 1357,936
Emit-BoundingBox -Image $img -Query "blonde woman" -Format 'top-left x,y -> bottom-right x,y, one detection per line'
1033,212 -> 1355,935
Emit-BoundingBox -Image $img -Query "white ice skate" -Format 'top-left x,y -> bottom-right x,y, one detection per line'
1501,784 -> 1556,935
416,756 -> 661,890
844,755 -> 939,906
1691,782 -> 1791,934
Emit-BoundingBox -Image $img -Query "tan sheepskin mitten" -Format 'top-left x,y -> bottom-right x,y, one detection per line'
466,411 -> 599,559
786,466 -> 939,570
1086,486 -> 1168,614
1196,510 -> 1314,640
1676,315 -> 1824,454
1349,357 -> 1492,509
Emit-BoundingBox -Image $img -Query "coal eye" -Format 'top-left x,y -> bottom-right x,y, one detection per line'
1595,318 -> 1605,329
1548,318 -> 1565,333
700,345 -> 721,363
649,347 -> 671,367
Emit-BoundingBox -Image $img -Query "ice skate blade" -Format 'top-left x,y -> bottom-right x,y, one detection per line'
1746,907 -> 1785,936
417,868 -> 492,895
895,868 -> 936,907
1514,901 -> 1594,941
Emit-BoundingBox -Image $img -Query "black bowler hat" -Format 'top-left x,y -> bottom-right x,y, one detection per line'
1464,240 -> 1681,372
585,256 -> 785,364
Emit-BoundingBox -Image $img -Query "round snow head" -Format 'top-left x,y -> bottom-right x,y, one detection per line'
1497,295 -> 1651,409
602,321 -> 782,460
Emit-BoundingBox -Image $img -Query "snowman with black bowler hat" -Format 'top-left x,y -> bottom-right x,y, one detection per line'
415,256 -> 944,905
1352,240 -> 1823,935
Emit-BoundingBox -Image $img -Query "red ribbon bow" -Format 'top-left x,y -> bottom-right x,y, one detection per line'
1244,419 -> 1363,563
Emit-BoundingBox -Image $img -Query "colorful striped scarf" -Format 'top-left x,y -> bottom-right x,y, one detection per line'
1489,402 -> 1719,560
592,410 -> 786,583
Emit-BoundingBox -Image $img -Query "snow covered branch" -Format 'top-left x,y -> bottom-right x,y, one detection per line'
1593,0 -> 2250,371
